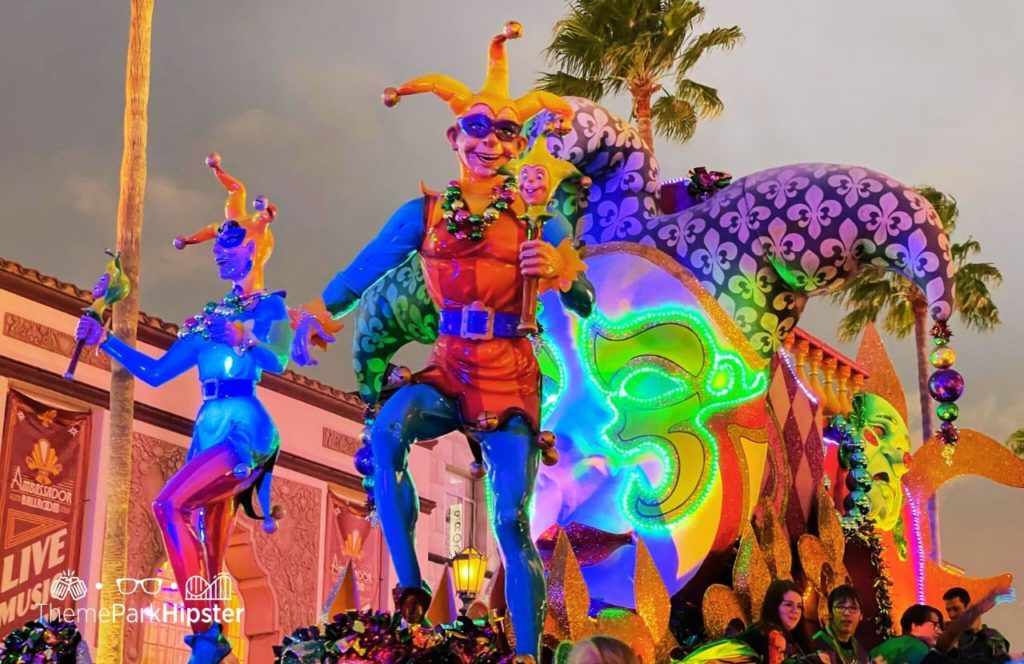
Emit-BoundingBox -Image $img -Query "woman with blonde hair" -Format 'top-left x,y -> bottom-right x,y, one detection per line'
568,636 -> 641,664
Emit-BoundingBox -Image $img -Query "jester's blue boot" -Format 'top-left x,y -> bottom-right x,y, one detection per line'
184,623 -> 231,664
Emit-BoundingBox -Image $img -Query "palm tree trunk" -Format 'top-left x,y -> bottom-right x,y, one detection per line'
912,294 -> 934,441
96,0 -> 153,661
632,86 -> 655,154
912,291 -> 942,561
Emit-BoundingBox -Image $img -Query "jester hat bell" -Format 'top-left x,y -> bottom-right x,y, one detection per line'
381,21 -> 573,125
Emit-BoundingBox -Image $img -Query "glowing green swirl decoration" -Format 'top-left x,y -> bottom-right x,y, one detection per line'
570,306 -> 768,531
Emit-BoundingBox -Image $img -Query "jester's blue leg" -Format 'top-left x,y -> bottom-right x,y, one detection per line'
478,416 -> 544,659
370,383 -> 460,611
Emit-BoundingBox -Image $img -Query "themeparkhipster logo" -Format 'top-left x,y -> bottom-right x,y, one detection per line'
36,570 -> 244,625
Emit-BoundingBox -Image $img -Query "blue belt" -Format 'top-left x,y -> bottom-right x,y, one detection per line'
438,302 -> 522,340
201,379 -> 255,401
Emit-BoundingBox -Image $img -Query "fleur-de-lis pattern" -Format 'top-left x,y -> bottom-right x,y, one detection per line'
534,98 -> 955,358
351,254 -> 438,404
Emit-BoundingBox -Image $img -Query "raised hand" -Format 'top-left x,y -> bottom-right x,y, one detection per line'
205,318 -> 243,347
291,311 -> 337,367
75,314 -> 104,346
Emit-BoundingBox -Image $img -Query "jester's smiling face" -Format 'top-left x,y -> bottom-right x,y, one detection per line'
517,165 -> 550,206
446,104 -> 526,179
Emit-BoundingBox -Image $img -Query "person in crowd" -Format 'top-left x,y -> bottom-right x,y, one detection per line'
871,604 -> 945,664
813,585 -> 871,664
872,589 -> 1005,664
942,587 -> 1010,663
568,636 -> 641,664
732,580 -> 824,664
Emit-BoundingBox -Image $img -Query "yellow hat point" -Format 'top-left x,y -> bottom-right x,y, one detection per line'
383,21 -> 572,125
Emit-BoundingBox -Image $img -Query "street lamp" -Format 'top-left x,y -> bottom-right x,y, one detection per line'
450,546 -> 487,615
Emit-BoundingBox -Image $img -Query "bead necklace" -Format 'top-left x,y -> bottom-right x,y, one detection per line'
179,289 -> 270,340
440,176 -> 518,241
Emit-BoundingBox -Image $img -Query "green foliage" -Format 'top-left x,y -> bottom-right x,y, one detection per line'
1007,429 -> 1024,457
540,0 -> 742,150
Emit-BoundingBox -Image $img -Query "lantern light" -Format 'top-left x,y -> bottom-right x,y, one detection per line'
450,546 -> 487,615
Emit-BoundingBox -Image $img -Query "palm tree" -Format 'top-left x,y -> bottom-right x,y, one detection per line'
1008,429 -> 1024,457
96,0 -> 153,661
832,186 -> 1002,443
539,0 -> 742,154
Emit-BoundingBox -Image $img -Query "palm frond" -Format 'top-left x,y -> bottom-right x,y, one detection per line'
648,0 -> 705,72
545,16 -> 610,81
674,78 -> 725,118
882,293 -> 916,338
951,236 -> 982,262
536,71 -> 607,100
651,93 -> 698,142
1008,428 -> 1024,457
915,185 -> 959,234
837,305 -> 885,341
677,26 -> 743,78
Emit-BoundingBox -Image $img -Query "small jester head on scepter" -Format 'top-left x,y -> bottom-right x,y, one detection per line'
508,129 -> 584,221
381,21 -> 574,182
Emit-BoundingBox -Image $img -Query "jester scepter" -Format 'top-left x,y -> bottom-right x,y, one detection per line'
292,22 -> 592,662
64,249 -> 129,379
74,156 -> 291,664
510,128 -> 588,335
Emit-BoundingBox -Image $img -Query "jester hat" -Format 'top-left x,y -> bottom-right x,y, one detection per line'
174,153 -> 277,287
381,21 -> 574,124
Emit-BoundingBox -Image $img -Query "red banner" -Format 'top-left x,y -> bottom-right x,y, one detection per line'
322,492 -> 383,611
0,390 -> 91,635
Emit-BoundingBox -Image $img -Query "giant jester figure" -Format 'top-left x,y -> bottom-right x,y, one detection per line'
293,22 -> 590,662
76,155 -> 292,664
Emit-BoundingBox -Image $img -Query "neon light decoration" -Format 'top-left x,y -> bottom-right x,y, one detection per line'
572,307 -> 767,530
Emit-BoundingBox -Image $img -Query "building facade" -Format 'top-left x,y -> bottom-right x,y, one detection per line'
0,257 -> 495,663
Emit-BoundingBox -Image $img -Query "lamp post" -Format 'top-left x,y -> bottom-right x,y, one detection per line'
450,546 -> 487,615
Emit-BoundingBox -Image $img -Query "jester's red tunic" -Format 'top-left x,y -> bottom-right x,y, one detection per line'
413,182 -> 540,431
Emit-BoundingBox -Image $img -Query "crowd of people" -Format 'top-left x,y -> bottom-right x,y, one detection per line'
564,583 -> 1015,664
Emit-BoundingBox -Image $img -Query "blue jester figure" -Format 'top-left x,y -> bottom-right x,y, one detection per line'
76,155 -> 291,664
293,22 -> 592,662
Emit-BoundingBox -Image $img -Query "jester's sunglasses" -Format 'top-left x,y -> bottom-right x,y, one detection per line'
457,114 -> 522,142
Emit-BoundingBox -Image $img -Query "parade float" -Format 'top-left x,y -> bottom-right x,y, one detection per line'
283,24 -> 1024,663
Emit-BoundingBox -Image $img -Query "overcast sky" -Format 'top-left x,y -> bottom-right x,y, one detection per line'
2,0 -> 1022,643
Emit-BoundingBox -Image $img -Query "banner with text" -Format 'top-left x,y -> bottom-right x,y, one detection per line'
0,390 -> 91,635
321,492 -> 383,611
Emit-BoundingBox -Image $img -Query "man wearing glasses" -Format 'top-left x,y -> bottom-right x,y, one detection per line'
871,590 -> 1006,664
813,585 -> 871,664
871,604 -> 945,664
